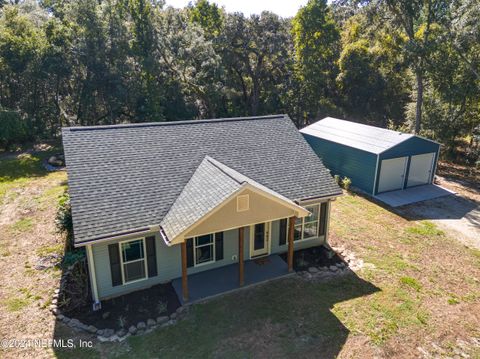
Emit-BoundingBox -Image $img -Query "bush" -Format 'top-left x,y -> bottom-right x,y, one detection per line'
341,177 -> 352,191
334,174 -> 340,185
56,190 -> 74,251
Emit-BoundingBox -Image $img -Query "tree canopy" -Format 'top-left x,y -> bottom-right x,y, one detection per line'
0,0 -> 478,160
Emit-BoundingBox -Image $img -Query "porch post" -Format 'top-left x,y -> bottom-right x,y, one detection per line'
181,241 -> 189,302
288,216 -> 296,272
238,227 -> 245,286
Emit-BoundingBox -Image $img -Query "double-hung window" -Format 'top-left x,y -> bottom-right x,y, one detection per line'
120,239 -> 147,283
194,234 -> 215,266
293,203 -> 328,242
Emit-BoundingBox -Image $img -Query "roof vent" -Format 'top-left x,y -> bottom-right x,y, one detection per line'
237,194 -> 250,212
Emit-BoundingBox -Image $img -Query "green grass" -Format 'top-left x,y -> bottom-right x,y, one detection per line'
405,221 -> 444,237
400,276 -> 422,292
10,217 -> 34,233
37,243 -> 64,257
3,297 -> 31,312
0,151 -> 57,205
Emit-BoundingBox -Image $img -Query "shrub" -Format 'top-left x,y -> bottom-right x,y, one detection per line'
341,177 -> 352,190
56,190 -> 74,251
334,174 -> 340,185
156,300 -> 168,315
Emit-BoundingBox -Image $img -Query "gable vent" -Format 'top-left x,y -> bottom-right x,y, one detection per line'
237,194 -> 250,212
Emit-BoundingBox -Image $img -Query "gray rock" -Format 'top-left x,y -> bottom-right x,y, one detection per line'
62,316 -> 71,324
137,330 -> 145,335
336,262 -> 345,268
56,314 -> 64,321
147,318 -> 156,327
102,328 -> 114,338
170,313 -> 177,320
116,328 -> 127,337
329,265 -> 338,272
87,325 -> 97,334
78,323 -> 89,331
96,329 -> 104,336
102,311 -> 110,319
137,321 -> 146,330
176,306 -> 186,315
68,318 -> 81,328
308,267 -> 319,274
128,325 -> 137,335
156,316 -> 169,324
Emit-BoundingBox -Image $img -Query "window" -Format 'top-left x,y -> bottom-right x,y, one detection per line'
194,234 -> 215,266
293,203 -> 327,242
120,239 -> 147,283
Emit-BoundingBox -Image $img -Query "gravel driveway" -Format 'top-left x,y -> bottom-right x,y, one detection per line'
399,194 -> 480,249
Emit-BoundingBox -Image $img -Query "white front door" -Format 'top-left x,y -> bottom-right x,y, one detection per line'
250,222 -> 270,258
407,153 -> 435,187
378,157 -> 408,193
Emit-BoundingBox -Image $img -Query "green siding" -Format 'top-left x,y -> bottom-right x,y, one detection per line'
303,134 -> 377,194
91,202 -> 331,300
381,136 -> 440,159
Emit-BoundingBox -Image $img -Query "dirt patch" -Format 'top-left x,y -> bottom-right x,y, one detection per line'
280,245 -> 344,271
64,283 -> 180,331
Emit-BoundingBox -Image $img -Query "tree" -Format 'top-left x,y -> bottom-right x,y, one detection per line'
291,0 -> 340,124
380,0 -> 449,134
188,0 -> 224,39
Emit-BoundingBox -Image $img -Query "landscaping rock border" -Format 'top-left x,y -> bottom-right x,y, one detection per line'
49,263 -> 188,342
51,304 -> 188,343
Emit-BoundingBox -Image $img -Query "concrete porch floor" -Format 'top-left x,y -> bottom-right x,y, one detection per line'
374,184 -> 455,207
172,255 -> 292,304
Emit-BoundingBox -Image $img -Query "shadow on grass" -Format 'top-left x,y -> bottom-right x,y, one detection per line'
0,150 -> 59,182
51,271 -> 379,359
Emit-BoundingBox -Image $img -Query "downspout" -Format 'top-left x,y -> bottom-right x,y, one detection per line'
86,244 -> 101,310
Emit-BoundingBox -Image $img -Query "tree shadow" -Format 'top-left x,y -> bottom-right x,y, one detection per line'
50,264 -> 379,358
0,149 -> 62,181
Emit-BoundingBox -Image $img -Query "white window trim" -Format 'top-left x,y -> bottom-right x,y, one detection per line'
294,203 -> 321,242
193,234 -> 216,267
119,237 -> 148,285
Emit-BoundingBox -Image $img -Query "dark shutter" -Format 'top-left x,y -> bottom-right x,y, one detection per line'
186,238 -> 194,267
215,232 -> 224,261
319,202 -> 328,236
145,236 -> 157,277
279,219 -> 287,245
108,243 -> 122,286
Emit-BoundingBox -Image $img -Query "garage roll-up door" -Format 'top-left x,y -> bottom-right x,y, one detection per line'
407,153 -> 435,187
378,157 -> 407,193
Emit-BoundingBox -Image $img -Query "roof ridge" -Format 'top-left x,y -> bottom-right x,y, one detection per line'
64,114 -> 288,132
205,156 -> 247,185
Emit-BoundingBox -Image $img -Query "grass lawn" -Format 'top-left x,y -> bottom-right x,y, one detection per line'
1,153 -> 479,358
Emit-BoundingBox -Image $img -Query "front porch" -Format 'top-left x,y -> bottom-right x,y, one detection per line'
172,254 -> 292,304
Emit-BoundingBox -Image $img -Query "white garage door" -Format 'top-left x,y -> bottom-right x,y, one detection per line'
407,153 -> 435,187
378,157 -> 408,193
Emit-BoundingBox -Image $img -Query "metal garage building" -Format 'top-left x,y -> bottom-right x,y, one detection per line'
300,117 -> 441,196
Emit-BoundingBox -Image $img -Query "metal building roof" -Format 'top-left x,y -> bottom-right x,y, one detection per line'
300,117 -> 415,154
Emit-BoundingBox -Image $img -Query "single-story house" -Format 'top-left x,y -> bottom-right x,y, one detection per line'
62,114 -> 342,307
300,117 -> 441,195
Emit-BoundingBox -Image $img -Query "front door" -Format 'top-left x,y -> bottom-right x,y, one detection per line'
250,222 -> 270,258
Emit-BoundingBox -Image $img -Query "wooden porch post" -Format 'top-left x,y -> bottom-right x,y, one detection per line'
288,216 -> 296,272
238,227 -> 245,286
181,241 -> 189,302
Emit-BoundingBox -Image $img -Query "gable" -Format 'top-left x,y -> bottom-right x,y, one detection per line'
181,187 -> 307,241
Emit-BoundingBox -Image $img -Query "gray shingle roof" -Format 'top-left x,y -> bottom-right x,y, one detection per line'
300,117 -> 414,154
160,156 -> 306,243
62,114 -> 341,245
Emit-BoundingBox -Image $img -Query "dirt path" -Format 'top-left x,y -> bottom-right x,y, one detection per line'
397,174 -> 480,249
0,171 -> 67,359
